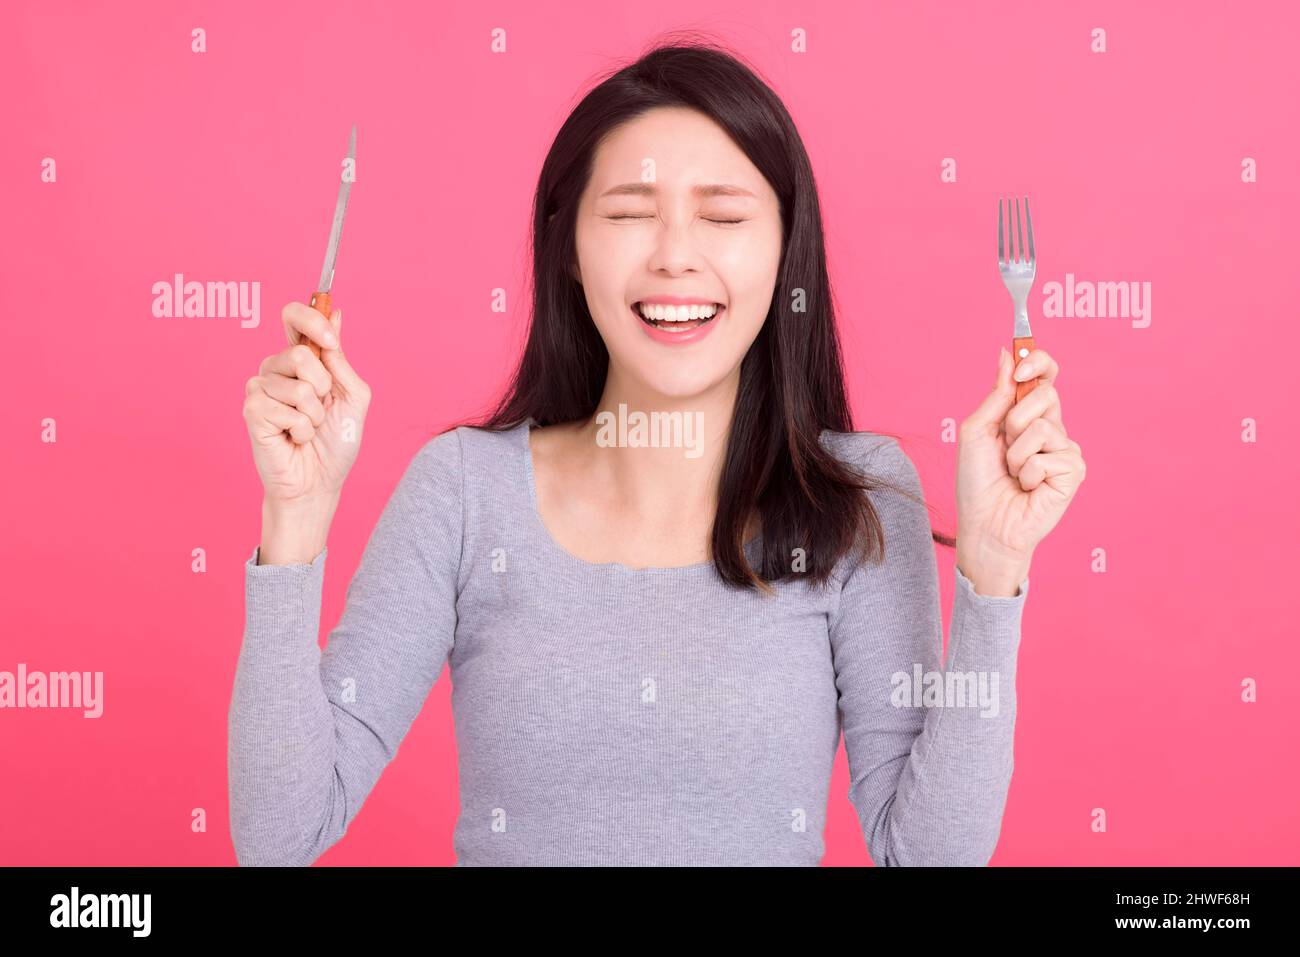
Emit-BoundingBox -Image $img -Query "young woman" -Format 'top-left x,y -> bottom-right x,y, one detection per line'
231,41 -> 1085,867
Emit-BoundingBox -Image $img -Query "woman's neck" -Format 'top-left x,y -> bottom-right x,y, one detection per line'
571,366 -> 741,530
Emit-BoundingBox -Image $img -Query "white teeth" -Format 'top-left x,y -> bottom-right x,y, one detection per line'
636,302 -> 720,322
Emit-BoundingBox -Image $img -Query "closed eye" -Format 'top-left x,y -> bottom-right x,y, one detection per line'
605,215 -> 747,224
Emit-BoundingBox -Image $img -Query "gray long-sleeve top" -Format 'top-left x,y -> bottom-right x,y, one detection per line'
228,420 -> 1029,866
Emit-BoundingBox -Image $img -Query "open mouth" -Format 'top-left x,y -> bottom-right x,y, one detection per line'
632,301 -> 725,333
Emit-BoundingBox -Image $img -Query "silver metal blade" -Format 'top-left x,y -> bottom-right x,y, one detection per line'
317,124 -> 356,292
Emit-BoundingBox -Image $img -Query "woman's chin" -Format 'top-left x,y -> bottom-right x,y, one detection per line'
599,336 -> 746,403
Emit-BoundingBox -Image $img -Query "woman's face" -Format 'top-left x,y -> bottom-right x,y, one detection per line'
573,106 -> 783,400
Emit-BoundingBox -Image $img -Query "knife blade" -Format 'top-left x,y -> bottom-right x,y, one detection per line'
305,124 -> 356,357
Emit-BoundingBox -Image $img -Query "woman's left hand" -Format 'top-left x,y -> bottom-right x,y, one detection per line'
954,346 -> 1087,595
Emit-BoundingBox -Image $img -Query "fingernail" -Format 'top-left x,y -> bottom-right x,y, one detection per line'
324,332 -> 338,347
1014,361 -> 1030,381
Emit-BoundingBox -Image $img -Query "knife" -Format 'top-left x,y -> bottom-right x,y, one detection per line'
305,124 -> 356,357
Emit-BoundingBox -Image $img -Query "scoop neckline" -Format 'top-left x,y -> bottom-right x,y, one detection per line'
517,418 -> 763,578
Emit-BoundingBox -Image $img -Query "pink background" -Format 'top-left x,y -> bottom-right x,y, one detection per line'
4,1 -> 1297,866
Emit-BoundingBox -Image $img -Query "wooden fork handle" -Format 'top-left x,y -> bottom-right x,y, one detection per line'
1012,335 -> 1037,402
303,291 -> 333,358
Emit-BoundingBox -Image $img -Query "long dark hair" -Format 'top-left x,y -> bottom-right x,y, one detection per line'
448,35 -> 955,591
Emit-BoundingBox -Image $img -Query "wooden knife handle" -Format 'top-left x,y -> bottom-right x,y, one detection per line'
1012,335 -> 1037,402
304,291 -> 333,358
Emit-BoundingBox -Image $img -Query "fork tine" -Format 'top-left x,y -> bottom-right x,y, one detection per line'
1024,196 -> 1035,264
997,199 -> 1005,264
1014,198 -> 1024,264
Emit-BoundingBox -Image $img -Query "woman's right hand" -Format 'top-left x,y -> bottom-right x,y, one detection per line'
243,302 -> 372,560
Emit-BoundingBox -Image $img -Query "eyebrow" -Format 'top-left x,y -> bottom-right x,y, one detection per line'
597,183 -> 757,199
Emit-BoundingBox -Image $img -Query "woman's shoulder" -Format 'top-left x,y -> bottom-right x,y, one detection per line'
818,427 -> 911,477
399,420 -> 536,529
408,420 -> 527,473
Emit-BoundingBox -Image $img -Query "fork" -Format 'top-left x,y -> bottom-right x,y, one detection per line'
997,196 -> 1037,402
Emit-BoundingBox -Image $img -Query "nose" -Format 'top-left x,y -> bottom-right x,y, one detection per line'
646,217 -> 704,275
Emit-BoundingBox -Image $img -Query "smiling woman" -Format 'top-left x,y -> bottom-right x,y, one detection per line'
472,52 -> 959,585
232,37 -> 1043,869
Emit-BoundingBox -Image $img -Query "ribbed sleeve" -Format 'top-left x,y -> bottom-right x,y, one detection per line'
829,437 -> 1028,866
228,429 -> 465,866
